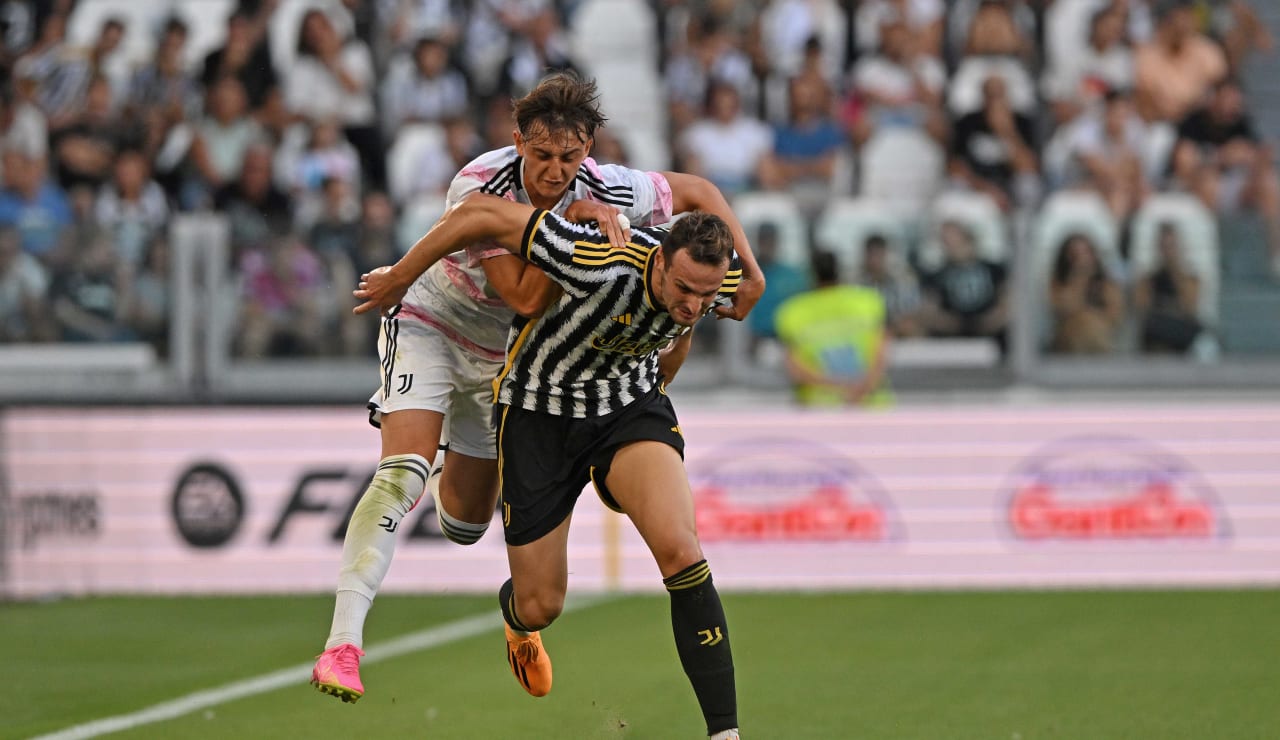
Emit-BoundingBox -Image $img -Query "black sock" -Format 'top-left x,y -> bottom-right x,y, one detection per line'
498,578 -> 535,632
664,560 -> 738,735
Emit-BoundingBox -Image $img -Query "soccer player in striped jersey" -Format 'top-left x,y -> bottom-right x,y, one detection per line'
354,195 -> 743,740
311,71 -> 761,712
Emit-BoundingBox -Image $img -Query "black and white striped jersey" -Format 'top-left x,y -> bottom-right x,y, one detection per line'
493,210 -> 742,418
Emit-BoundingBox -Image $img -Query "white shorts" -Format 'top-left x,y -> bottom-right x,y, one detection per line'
367,313 -> 504,460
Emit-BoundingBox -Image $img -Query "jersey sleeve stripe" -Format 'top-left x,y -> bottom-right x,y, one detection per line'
480,163 -> 517,195
572,253 -> 646,269
522,209 -> 550,261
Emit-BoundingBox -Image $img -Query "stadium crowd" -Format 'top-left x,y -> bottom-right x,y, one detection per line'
0,0 -> 1275,363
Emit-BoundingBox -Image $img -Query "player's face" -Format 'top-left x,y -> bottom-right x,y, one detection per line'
514,126 -> 592,210
654,248 -> 728,326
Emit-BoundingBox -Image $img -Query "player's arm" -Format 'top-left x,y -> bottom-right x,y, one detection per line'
657,329 -> 695,385
354,194 -> 537,314
662,171 -> 765,321
480,254 -> 564,318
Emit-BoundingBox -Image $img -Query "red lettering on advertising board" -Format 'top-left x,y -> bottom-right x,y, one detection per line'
1011,482 -> 1214,539
695,486 -> 885,542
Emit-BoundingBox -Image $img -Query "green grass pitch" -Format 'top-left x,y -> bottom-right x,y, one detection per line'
4,589 -> 1279,739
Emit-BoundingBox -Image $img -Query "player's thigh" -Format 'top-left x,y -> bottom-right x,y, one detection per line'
604,440 -> 702,577
379,409 -> 445,459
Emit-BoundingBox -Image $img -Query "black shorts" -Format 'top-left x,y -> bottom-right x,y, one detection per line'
496,384 -> 685,546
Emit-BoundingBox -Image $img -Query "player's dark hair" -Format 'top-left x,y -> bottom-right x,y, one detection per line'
513,71 -> 607,144
665,212 -> 734,267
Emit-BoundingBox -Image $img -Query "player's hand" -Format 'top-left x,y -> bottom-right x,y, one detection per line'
563,200 -> 629,247
714,270 -> 765,321
353,265 -> 410,315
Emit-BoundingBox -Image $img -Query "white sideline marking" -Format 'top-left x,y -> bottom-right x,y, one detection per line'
32,597 -> 607,740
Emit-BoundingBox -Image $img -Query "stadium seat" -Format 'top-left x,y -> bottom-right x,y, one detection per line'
611,125 -> 671,173
916,190 -> 1010,272
1128,193 -> 1220,324
812,197 -> 911,281
185,1 -> 236,65
731,191 -> 810,271
570,1 -> 665,172
947,56 -> 1038,116
859,129 -> 944,215
66,0 -> 162,68
386,123 -> 447,205
396,193 -> 446,256
1031,189 -> 1124,343
569,0 -> 657,64
1042,0 -> 1106,78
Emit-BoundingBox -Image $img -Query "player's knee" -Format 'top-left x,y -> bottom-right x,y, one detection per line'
365,454 -> 431,514
653,542 -> 705,578
516,590 -> 565,630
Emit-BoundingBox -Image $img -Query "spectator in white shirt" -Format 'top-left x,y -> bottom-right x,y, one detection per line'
678,79 -> 777,195
284,9 -> 384,188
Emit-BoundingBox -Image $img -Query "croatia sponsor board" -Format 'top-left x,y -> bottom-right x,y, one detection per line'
3,403 -> 1279,596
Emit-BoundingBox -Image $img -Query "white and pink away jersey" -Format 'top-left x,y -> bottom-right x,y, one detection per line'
398,146 -> 674,361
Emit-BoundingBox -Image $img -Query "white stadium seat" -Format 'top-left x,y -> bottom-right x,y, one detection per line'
386,123 -> 447,205
859,128 -> 944,216
570,0 -> 657,64
1031,189 -> 1124,344
812,197 -> 911,281
1128,193 -> 1220,323
396,193 -> 446,256
916,189 -> 1010,272
732,191 -> 810,271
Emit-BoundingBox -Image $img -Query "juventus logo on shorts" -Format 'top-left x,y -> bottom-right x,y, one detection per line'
396,373 -> 414,394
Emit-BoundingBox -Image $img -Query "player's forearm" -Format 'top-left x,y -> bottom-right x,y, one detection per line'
389,195 -> 530,288
482,254 -> 562,318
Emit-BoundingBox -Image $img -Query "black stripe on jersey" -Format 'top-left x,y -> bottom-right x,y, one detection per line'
572,251 -> 646,270
480,161 -> 518,196
381,311 -> 399,398
576,165 -> 633,194
511,156 -> 525,192
574,171 -> 634,207
571,242 -> 651,266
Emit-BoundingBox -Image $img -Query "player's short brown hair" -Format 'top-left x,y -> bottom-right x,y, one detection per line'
513,71 -> 608,144
665,212 -> 734,267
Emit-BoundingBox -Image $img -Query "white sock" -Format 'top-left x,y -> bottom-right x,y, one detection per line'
430,467 -> 490,545
324,453 -> 430,650
709,729 -> 740,740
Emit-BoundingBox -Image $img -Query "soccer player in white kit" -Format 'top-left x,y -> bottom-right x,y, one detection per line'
311,72 -> 764,703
